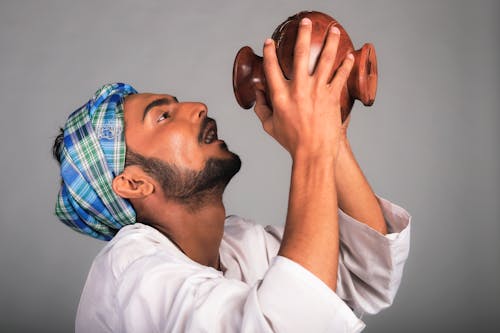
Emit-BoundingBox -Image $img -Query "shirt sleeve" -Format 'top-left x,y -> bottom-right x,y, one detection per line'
335,196 -> 411,315
114,252 -> 365,333
264,196 -> 411,316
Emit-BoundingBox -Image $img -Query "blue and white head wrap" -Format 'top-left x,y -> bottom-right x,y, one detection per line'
55,83 -> 138,240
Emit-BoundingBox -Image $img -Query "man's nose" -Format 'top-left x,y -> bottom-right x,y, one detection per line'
178,102 -> 207,121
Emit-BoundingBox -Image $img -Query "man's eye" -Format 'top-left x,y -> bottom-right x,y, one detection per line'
157,112 -> 170,122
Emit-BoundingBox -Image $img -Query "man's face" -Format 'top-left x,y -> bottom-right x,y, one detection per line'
124,93 -> 236,169
123,93 -> 241,204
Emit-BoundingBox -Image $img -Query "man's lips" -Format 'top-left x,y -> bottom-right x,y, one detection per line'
199,117 -> 218,144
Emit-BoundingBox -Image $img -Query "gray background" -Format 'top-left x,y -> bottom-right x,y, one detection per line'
1,0 -> 498,332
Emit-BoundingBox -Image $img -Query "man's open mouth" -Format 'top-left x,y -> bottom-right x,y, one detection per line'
200,118 -> 218,144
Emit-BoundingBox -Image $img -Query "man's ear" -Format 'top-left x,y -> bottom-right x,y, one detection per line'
112,166 -> 155,199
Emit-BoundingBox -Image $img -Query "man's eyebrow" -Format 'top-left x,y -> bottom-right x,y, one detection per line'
142,96 -> 179,121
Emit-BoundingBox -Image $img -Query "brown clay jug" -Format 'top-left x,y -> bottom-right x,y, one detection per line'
232,11 -> 378,122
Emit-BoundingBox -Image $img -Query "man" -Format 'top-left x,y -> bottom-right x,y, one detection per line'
54,19 -> 410,332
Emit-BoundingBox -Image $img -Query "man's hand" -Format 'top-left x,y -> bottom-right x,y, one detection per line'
254,18 -> 354,161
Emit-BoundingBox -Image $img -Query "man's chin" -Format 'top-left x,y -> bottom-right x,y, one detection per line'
217,151 -> 242,182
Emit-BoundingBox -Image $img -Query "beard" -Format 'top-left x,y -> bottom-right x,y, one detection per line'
125,148 -> 241,211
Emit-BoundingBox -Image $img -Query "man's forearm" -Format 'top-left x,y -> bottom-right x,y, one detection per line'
335,140 -> 387,234
278,153 -> 340,290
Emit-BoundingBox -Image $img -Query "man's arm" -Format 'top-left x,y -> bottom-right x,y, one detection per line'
254,19 -> 354,291
335,129 -> 387,234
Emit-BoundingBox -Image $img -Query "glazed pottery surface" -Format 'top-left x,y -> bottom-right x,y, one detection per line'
233,11 -> 378,121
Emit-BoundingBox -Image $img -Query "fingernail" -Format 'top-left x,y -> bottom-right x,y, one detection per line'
300,18 -> 312,26
330,26 -> 340,34
347,53 -> 354,60
264,38 -> 273,46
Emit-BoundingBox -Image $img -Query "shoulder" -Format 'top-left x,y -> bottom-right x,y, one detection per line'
224,215 -> 283,244
224,215 -> 264,236
221,216 -> 282,282
93,223 -> 184,279
223,215 -> 280,247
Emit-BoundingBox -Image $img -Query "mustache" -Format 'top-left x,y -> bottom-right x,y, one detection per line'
198,117 -> 216,143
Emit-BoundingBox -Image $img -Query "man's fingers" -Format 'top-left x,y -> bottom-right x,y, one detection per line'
263,38 -> 286,94
292,18 -> 312,80
330,53 -> 354,92
315,25 -> 341,84
254,90 -> 273,133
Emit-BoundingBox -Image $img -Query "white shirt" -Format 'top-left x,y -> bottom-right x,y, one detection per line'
76,197 -> 411,333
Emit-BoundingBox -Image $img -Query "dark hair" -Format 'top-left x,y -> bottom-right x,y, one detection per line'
124,149 -> 177,186
52,128 -> 65,165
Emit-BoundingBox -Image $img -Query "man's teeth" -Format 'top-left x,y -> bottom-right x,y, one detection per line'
204,129 -> 217,144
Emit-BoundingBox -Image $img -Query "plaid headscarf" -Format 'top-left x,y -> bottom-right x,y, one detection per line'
55,83 -> 138,240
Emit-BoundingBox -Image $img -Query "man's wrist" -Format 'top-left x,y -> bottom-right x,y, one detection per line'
292,144 -> 339,165
336,137 -> 354,164
338,136 -> 351,152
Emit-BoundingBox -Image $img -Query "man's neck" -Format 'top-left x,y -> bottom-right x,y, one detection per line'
149,197 -> 226,270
